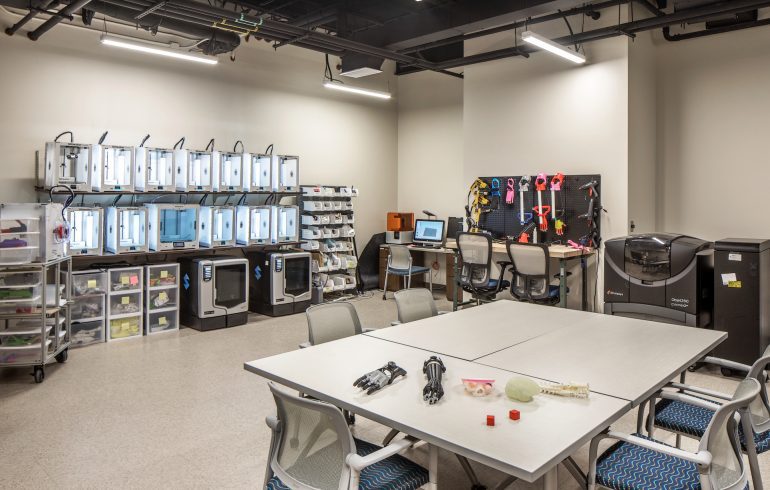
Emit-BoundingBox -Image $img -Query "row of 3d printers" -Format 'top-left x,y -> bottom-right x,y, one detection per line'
43,137 -> 298,193
68,204 -> 299,256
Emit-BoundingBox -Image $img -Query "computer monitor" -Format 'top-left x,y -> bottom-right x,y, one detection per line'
413,219 -> 446,247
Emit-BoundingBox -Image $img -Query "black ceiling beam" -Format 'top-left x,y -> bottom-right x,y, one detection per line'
134,0 -> 166,19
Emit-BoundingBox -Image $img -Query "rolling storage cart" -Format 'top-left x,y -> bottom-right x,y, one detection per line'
70,269 -> 106,347
300,186 -> 359,303
106,266 -> 143,341
0,256 -> 71,383
145,263 -> 179,335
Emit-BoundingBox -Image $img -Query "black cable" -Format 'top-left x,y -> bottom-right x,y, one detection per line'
205,138 -> 215,152
48,185 -> 75,220
173,137 -> 186,150
559,10 -> 579,51
139,134 -> 151,148
98,131 -> 108,145
54,131 -> 73,143
264,143 -> 274,155
234,140 -> 244,153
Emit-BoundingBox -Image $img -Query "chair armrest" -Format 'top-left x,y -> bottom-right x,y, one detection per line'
298,342 -> 312,349
362,327 -> 377,333
703,356 -> 752,373
665,382 -> 732,401
495,261 -> 512,269
603,430 -> 712,467
346,436 -> 418,471
390,321 -> 401,326
659,391 -> 721,411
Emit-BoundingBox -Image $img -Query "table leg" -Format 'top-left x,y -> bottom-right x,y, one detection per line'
558,259 -> 567,308
581,257 -> 588,311
453,251 -> 459,311
427,444 -> 439,490
543,467 -> 558,490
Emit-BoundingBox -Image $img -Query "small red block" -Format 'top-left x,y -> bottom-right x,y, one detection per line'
509,409 -> 520,421
486,415 -> 495,426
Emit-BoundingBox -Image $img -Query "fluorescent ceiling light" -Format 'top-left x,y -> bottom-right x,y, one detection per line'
521,31 -> 586,64
323,81 -> 391,100
100,36 -> 218,65
339,67 -> 383,78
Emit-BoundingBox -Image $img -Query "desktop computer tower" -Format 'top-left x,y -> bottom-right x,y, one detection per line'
713,239 -> 770,365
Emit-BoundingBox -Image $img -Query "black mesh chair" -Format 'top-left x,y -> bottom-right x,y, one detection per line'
506,240 -> 561,305
456,232 -> 510,305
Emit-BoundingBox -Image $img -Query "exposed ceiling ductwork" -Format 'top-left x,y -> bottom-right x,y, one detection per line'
3,0 -> 770,76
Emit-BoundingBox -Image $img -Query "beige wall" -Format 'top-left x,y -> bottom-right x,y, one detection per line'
0,12 -> 398,247
656,27 -> 770,241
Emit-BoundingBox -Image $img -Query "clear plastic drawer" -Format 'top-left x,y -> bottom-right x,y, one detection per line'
71,320 -> 105,347
0,339 -> 52,365
72,296 -> 104,322
110,269 -> 142,292
110,292 -> 142,316
71,271 -> 106,297
148,288 -> 177,311
147,311 -> 178,335
147,264 -> 178,288
108,316 -> 141,341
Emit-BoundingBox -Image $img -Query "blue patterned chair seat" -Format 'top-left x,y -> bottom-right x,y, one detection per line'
655,397 -> 770,454
387,266 -> 430,276
266,438 -> 429,490
596,434 -> 708,490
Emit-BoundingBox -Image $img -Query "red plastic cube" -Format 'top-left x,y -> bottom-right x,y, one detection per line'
509,409 -> 521,421
486,415 -> 495,426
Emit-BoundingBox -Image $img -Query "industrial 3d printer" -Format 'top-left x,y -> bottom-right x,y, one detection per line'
604,233 -> 714,327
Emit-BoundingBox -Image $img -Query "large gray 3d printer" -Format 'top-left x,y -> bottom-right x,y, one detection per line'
604,233 -> 714,327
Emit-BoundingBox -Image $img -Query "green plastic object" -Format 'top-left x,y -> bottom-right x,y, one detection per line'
505,376 -> 541,402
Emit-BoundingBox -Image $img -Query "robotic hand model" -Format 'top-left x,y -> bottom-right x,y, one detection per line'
354,361 -> 407,395
422,356 -> 446,405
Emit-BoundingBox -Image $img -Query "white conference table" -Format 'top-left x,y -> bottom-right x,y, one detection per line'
245,335 -> 630,488
245,301 -> 727,489
366,300 -> 597,360
477,312 -> 727,406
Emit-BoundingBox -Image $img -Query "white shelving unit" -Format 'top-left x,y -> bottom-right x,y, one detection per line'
145,263 -> 179,335
70,269 -> 106,347
106,266 -> 143,341
300,186 -> 359,301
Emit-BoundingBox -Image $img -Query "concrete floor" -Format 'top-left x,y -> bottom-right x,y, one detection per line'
1,293 -> 767,489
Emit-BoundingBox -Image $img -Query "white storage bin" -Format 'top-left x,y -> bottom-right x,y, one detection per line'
109,268 -> 142,293
236,205 -> 272,246
331,275 -> 345,291
71,270 -> 107,297
108,315 -> 141,341
340,225 -> 356,238
302,228 -> 322,240
199,206 -> 236,248
331,213 -> 344,225
344,275 -> 357,290
302,215 -> 323,226
322,202 -> 334,211
43,141 -> 92,191
301,240 -> 320,251
0,203 -> 68,265
343,215 -> 355,224
71,320 -> 104,347
135,147 -> 176,192
147,311 -> 178,335
67,207 -> 103,256
303,201 -> 324,212
104,207 -> 148,254
302,186 -> 324,197
332,201 -> 343,211
0,340 -> 52,365
0,271 -> 41,289
329,228 -> 341,238
146,204 -> 199,251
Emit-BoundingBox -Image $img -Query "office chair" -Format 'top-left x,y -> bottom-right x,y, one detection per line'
392,288 -> 448,325
301,302 -> 373,349
588,378 -> 761,490
641,345 -> 770,490
382,245 -> 432,300
506,240 -> 561,305
456,232 -> 510,305
264,383 -> 432,490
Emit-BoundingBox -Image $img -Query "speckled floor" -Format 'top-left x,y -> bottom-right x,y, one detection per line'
1,293 -> 767,489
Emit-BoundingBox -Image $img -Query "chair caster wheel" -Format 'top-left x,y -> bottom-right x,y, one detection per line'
33,366 -> 44,383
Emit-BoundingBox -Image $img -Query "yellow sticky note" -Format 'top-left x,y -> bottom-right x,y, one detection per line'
159,292 -> 168,302
121,296 -> 130,305
728,280 -> 742,288
87,279 -> 97,288
160,271 -> 168,279
121,321 -> 129,330
159,316 -> 167,326
120,276 -> 129,285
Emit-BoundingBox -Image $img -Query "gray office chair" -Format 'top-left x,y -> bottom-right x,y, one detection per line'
456,232 -> 510,305
392,288 -> 448,325
264,383 -> 432,490
382,245 -> 432,300
642,345 -> 770,490
301,302 -> 372,349
588,378 -> 761,490
506,240 -> 561,305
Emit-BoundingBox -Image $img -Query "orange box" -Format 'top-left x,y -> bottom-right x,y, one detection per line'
387,212 -> 414,232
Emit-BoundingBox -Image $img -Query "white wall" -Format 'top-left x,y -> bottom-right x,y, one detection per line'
656,27 -> 770,241
0,12 -> 398,246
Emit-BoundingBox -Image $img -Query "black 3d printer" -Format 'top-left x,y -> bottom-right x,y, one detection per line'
604,233 -> 714,327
